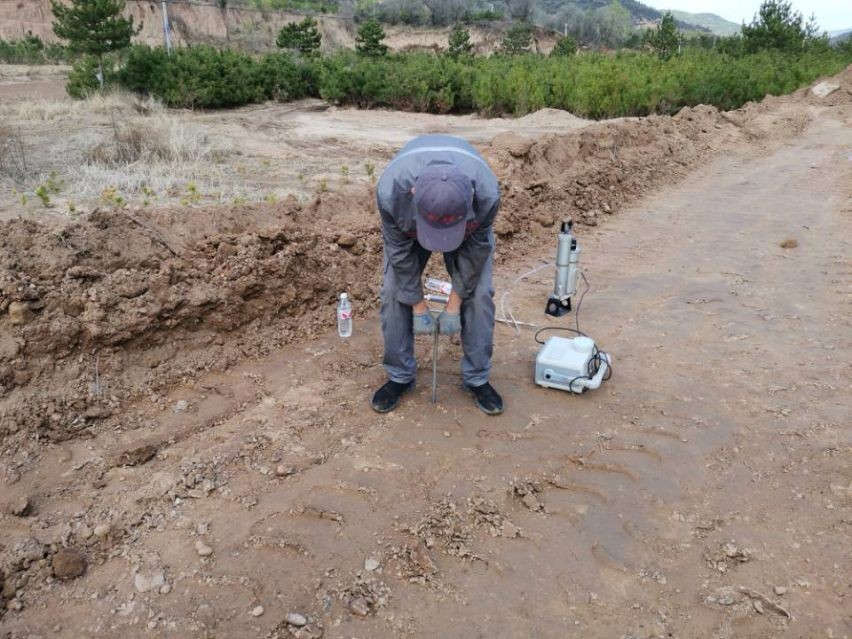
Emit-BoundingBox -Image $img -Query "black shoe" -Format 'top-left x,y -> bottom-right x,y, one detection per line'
464,382 -> 504,415
371,380 -> 415,413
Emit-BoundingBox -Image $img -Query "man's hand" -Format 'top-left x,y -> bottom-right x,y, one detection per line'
438,309 -> 461,335
412,310 -> 436,335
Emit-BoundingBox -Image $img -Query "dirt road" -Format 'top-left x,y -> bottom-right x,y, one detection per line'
2,102 -> 850,637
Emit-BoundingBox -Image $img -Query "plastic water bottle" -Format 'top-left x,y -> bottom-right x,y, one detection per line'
337,293 -> 352,338
425,278 -> 452,295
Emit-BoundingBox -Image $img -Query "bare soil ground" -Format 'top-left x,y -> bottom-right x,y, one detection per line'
0,68 -> 850,638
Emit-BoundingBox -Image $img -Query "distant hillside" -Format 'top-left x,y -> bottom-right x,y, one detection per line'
554,0 -> 662,21
828,28 -> 851,43
527,0 -> 713,32
666,10 -> 740,35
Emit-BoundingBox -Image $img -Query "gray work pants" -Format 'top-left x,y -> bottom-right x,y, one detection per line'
380,247 -> 495,387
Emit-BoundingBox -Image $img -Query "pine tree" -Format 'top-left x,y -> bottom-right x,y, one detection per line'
644,12 -> 682,60
741,0 -> 823,53
51,0 -> 137,89
500,22 -> 532,55
447,24 -> 473,59
356,20 -> 388,56
550,35 -> 577,57
276,16 -> 322,56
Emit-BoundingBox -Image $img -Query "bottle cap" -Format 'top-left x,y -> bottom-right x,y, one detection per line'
340,293 -> 348,300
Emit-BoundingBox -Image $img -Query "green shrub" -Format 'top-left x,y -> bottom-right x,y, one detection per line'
742,0 -> 826,54
356,20 -> 389,56
500,23 -> 533,55
113,43 -> 851,118
259,52 -> 319,100
67,55 -> 116,98
550,36 -> 577,57
644,12 -> 683,60
0,36 -> 72,64
119,45 -> 266,108
276,16 -> 322,55
447,25 -> 473,59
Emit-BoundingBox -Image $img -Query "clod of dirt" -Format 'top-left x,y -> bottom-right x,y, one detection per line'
348,597 -> 370,617
114,444 -> 157,467
387,543 -> 438,584
134,570 -> 166,593
340,574 -> 390,617
704,541 -> 752,572
335,232 -> 358,249
6,302 -> 33,326
407,498 -> 475,559
52,548 -> 87,580
532,209 -> 555,227
2,494 -> 30,517
276,464 -> 296,477
581,209 -> 600,226
780,238 -> 798,249
195,539 -> 213,557
84,406 -> 112,420
286,612 -> 307,627
364,558 -> 380,572
512,480 -> 545,512
251,605 -> 265,617
774,586 -> 787,596
468,496 -> 520,538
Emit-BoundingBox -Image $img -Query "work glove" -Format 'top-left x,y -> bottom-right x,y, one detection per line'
438,309 -> 461,335
412,311 -> 436,335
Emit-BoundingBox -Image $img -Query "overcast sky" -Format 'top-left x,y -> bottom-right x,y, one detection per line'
650,1 -> 852,32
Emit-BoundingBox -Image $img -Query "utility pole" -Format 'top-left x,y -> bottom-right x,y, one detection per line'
564,22 -> 567,37
162,0 -> 173,55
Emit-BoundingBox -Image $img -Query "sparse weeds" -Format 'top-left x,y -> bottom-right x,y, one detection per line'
186,182 -> 201,203
100,185 -> 125,207
364,161 -> 375,182
34,184 -> 51,207
340,164 -> 350,184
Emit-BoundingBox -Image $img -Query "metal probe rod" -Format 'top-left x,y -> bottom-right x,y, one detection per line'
431,322 -> 439,404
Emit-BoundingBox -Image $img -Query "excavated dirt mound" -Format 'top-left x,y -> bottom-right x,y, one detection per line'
0,71 -> 839,451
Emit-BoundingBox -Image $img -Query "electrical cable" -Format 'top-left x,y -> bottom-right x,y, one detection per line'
496,261 -> 551,335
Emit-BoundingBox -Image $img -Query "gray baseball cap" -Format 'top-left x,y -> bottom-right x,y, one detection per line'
413,164 -> 474,253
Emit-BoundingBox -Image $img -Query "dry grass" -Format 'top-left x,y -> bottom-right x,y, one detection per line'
0,90 -> 240,209
0,63 -> 70,82
85,115 -> 230,167
0,126 -> 29,182
0,90 -> 163,122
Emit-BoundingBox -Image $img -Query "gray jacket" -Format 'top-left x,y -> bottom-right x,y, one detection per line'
376,134 -> 501,305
